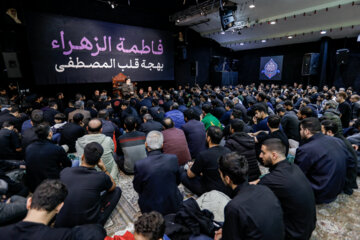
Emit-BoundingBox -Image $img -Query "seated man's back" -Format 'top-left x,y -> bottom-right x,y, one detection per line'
0,122 -> 22,160
56,142 -> 120,227
181,109 -> 207,159
162,118 -> 191,166
55,166 -> 113,227
225,119 -> 261,181
133,131 -> 182,215
21,127 -> 38,150
138,114 -> 163,136
117,116 -> 147,174
25,124 -> 71,192
76,119 -> 119,182
59,113 -> 85,153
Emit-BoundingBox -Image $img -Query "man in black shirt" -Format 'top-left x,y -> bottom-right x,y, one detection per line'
256,115 -> 289,156
225,119 -> 261,181
43,101 -> 59,126
215,152 -> 284,240
277,106 -> 300,142
0,121 -> 22,160
0,105 -> 22,131
55,142 -> 121,227
21,109 -> 43,150
181,126 -> 231,196
138,114 -> 163,135
0,179 -> 106,240
336,92 -> 351,128
25,123 -> 72,192
59,113 -> 85,153
258,138 -> 316,240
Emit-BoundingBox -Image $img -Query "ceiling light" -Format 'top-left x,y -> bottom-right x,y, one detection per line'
288,36 -> 293,39
221,31 -> 225,34
261,39 -> 266,43
270,21 -> 276,25
320,30 -> 327,34
249,4 -> 255,8
240,43 -> 244,46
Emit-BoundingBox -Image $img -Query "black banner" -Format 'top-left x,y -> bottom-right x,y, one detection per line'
26,12 -> 174,85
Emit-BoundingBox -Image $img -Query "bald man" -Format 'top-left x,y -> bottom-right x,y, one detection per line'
162,117 -> 191,166
76,119 -> 119,182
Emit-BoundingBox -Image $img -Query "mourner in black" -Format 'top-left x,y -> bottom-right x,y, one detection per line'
258,138 -> 316,240
215,152 -> 284,240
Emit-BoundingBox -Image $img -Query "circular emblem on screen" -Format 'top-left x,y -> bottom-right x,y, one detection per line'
261,58 -> 280,79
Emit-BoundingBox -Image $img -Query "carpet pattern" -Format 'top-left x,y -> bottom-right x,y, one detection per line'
105,169 -> 360,239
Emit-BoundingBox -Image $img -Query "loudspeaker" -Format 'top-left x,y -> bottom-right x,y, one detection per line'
2,52 -> 22,78
336,49 -> 349,65
190,61 -> 198,77
301,53 -> 320,76
219,6 -> 237,31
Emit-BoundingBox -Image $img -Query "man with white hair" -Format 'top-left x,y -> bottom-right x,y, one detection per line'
68,101 -> 91,125
133,131 -> 182,215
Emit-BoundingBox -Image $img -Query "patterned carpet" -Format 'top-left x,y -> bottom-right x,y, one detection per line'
105,170 -> 360,239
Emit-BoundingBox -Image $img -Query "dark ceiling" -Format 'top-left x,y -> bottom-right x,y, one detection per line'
1,0 -> 210,30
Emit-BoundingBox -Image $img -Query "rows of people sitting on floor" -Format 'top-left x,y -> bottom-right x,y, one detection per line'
0,82 -> 359,239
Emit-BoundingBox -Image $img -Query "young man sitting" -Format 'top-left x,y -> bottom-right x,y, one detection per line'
55,142 -> 121,227
0,179 -> 106,240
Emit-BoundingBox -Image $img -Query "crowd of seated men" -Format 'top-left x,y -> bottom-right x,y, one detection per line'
0,82 -> 359,239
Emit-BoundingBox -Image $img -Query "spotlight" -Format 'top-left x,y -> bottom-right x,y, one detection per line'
108,1 -> 118,9
288,36 -> 293,39
320,30 -> 327,35
270,21 -> 276,25
249,4 -> 255,8
240,42 -> 244,46
261,39 -> 266,43
176,19 -> 180,23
